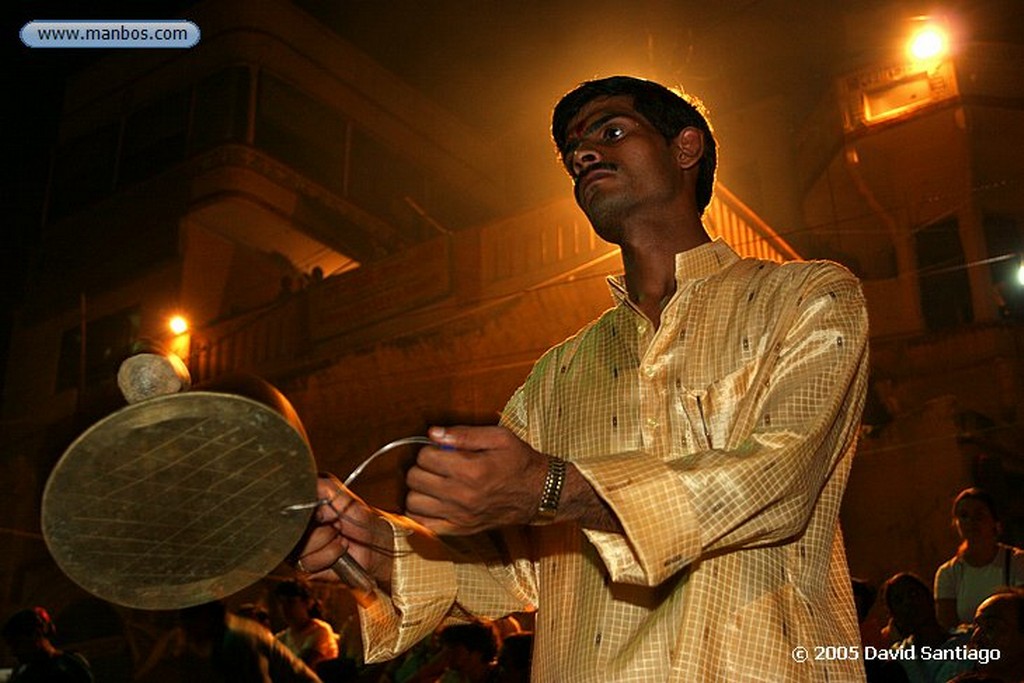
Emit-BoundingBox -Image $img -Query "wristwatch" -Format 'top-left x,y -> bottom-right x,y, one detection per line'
533,455 -> 567,524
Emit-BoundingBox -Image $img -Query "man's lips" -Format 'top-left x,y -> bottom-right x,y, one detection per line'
575,164 -> 617,196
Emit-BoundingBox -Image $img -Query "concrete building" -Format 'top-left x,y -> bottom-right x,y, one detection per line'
796,30 -> 1024,587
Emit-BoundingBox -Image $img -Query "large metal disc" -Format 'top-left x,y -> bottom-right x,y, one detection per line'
42,392 -> 316,610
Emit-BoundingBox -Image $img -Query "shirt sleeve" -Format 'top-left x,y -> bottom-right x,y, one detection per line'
356,512 -> 533,663
1011,546 -> 1024,587
356,512 -> 457,662
935,558 -> 957,599
574,265 -> 870,586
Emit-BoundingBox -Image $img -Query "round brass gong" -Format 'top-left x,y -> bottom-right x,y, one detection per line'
41,392 -> 316,611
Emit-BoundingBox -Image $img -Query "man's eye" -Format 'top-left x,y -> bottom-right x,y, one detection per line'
602,126 -> 625,141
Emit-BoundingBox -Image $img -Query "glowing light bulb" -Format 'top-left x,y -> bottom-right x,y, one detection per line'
169,315 -> 189,335
908,26 -> 948,61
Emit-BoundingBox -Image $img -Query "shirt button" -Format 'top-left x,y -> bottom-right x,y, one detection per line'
636,323 -> 646,334
646,417 -> 659,428
643,366 -> 656,378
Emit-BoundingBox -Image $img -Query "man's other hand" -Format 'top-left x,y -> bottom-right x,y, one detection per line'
405,426 -> 549,535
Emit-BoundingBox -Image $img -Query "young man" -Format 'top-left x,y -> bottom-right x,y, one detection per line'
1,607 -> 92,683
300,76 -> 869,681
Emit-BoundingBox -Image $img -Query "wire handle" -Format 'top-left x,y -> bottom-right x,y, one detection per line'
286,435 -> 436,604
281,436 -> 434,513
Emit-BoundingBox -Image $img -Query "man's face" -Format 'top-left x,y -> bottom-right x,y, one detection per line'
560,95 -> 689,241
971,594 -> 1024,666
278,595 -> 310,626
886,579 -> 933,634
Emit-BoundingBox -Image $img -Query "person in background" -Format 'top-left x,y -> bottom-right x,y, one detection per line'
1,606 -> 92,683
492,632 -> 532,683
965,588 -> 1024,683
402,622 -> 498,683
935,488 -> 1024,632
883,573 -> 973,683
273,579 -> 339,669
852,578 -> 909,683
854,577 -> 893,649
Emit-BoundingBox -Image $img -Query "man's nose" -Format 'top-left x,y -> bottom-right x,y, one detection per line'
572,145 -> 602,176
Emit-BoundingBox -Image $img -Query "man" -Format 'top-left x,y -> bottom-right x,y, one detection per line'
1,607 -> 92,683
300,76 -> 869,681
967,588 -> 1024,682
882,573 -> 973,682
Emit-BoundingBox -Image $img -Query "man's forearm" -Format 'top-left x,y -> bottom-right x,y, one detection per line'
560,464 -> 623,533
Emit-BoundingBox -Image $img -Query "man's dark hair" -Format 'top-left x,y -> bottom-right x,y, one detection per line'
274,578 -> 312,600
2,607 -> 55,643
882,572 -> 933,611
552,76 -> 718,214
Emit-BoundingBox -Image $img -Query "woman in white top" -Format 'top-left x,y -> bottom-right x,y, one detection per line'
933,487 -> 1024,632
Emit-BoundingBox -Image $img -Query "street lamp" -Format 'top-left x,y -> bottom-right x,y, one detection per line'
167,314 -> 190,364
907,25 -> 948,61
169,315 -> 189,335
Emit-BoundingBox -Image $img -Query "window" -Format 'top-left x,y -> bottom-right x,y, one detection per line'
983,214 -> 1024,319
255,73 -> 345,193
189,66 -> 250,153
120,90 -> 189,186
916,217 -> 973,330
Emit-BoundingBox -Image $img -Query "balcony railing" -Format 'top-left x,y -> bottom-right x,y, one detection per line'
191,185 -> 801,382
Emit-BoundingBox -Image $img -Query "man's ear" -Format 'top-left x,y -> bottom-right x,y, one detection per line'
673,127 -> 704,170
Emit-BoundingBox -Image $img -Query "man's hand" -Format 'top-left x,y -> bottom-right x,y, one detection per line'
295,476 -> 393,586
405,425 -> 549,535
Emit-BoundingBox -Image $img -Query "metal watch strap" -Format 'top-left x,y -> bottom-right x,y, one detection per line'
534,455 -> 566,524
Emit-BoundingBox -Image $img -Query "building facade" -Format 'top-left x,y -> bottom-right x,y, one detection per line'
797,37 -> 1024,587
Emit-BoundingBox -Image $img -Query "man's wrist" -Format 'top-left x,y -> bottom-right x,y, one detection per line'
532,455 -> 566,524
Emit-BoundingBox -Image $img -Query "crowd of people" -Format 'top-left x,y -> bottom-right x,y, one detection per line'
0,578 -> 533,682
240,578 -> 533,682
854,487 -> 1024,683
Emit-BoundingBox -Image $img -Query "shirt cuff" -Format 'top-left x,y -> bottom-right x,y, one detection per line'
575,451 -> 701,586
358,512 -> 457,663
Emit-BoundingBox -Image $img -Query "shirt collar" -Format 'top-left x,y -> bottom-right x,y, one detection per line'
607,237 -> 740,304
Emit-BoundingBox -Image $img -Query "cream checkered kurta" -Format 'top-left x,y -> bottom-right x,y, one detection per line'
359,239 -> 869,682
